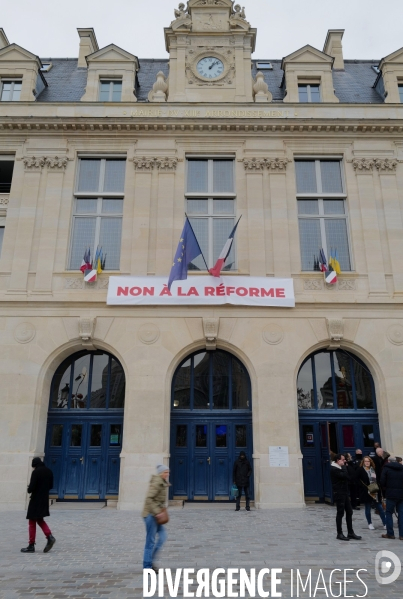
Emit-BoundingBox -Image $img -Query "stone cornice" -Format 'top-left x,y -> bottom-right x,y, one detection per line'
23,155 -> 68,171
352,157 -> 398,172
243,157 -> 289,171
132,157 -> 178,171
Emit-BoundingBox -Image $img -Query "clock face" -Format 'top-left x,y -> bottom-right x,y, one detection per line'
196,57 -> 224,79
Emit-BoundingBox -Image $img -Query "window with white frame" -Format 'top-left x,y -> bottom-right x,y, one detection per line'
69,158 -> 126,270
296,159 -> 351,272
186,158 -> 236,271
99,80 -> 122,102
298,83 -> 321,103
399,84 -> 403,103
0,80 -> 22,101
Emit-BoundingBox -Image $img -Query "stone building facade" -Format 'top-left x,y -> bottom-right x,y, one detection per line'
1,0 -> 403,511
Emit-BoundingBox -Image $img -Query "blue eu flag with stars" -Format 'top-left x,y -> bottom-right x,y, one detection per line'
168,218 -> 203,290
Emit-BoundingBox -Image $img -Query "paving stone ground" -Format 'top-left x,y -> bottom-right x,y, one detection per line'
0,503 -> 402,599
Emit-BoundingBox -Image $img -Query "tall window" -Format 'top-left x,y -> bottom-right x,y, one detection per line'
296,159 -> 351,271
99,80 -> 122,102
399,84 -> 403,103
0,158 -> 14,193
0,80 -> 22,101
298,84 -> 321,103
69,158 -> 126,270
186,158 -> 236,271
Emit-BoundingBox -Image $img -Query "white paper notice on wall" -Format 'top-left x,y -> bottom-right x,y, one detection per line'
269,446 -> 289,468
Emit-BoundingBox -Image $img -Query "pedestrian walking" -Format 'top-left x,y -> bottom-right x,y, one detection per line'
380,455 -> 403,540
142,465 -> 170,570
233,451 -> 252,511
21,457 -> 56,553
356,456 -> 386,530
330,454 -> 362,541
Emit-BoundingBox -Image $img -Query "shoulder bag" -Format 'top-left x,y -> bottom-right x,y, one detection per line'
155,508 -> 169,525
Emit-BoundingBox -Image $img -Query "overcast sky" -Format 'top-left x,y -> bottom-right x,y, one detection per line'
2,0 -> 402,61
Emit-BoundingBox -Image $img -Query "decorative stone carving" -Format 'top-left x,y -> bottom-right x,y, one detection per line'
327,318 -> 344,342
132,157 -> 158,171
338,279 -> 356,290
79,317 -> 95,342
132,157 -> 178,171
352,158 -> 374,172
0,196 -> 9,205
243,158 -> 266,170
229,4 -> 250,30
138,323 -> 160,345
98,278 -> 109,289
243,158 -> 288,171
65,278 -> 84,289
203,317 -> 219,350
374,158 -> 398,172
156,157 -> 178,171
387,324 -> 403,345
262,323 -> 284,345
304,279 -> 323,290
45,156 -> 68,170
172,3 -> 192,29
253,72 -> 272,103
14,322 -> 36,344
148,71 -> 168,102
23,156 -> 46,170
267,158 -> 288,171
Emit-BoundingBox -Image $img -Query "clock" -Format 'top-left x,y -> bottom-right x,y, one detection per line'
196,57 -> 225,80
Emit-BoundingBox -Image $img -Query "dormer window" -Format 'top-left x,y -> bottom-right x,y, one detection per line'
99,79 -> 122,102
298,83 -> 321,103
1,80 -> 22,101
40,63 -> 52,72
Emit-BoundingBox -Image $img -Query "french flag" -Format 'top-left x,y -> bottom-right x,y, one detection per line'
209,217 -> 241,278
319,248 -> 328,273
80,248 -> 92,274
84,268 -> 97,283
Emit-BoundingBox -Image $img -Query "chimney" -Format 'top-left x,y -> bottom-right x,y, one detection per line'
323,29 -> 345,70
0,28 -> 10,49
77,28 -> 99,68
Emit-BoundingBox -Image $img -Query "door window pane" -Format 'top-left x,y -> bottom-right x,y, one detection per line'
302,425 -> 315,447
176,425 -> 187,447
232,358 -> 249,409
193,353 -> 210,410
216,425 -> 227,447
315,353 -> 334,409
213,160 -> 233,192
51,424 -> 63,446
109,359 -> 125,408
235,425 -> 247,447
187,160 -> 208,192
362,425 -> 375,447
71,355 -> 91,409
173,359 -> 191,409
342,425 -> 355,448
70,424 -> 82,446
110,424 -> 122,446
321,161 -> 343,194
298,219 -> 321,271
195,425 -> 207,447
297,359 -> 314,409
324,219 -> 351,271
212,352 -> 230,410
333,352 -> 353,409
90,354 -> 109,409
352,361 -> 374,409
90,424 -> 102,446
295,161 -> 317,193
52,365 -> 71,409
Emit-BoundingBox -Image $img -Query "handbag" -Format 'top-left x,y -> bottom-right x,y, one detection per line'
155,508 -> 169,525
230,484 -> 239,499
360,479 -> 379,494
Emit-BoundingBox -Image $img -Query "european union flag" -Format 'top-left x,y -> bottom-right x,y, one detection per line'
168,218 -> 203,290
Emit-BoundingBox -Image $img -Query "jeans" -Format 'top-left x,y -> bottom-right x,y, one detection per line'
364,501 -> 386,525
28,519 -> 52,544
236,485 -> 250,509
143,514 -> 167,569
335,494 -> 353,535
385,499 -> 403,538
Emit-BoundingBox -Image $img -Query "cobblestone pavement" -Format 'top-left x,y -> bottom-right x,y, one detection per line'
0,503 -> 402,598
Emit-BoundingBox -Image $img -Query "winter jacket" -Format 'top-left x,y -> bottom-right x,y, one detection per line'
380,462 -> 403,501
330,462 -> 350,497
26,463 -> 53,520
233,455 -> 252,487
142,475 -> 169,517
356,466 -> 378,504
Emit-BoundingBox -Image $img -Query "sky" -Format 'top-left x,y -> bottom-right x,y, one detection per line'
2,0 -> 402,61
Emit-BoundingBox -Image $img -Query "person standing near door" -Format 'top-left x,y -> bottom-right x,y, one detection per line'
21,457 -> 56,553
142,465 -> 170,570
356,456 -> 386,530
330,454 -> 362,541
233,451 -> 252,511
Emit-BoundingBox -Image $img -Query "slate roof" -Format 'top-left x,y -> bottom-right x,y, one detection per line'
36,57 -> 383,104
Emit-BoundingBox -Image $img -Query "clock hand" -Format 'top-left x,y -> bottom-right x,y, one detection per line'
209,60 -> 219,70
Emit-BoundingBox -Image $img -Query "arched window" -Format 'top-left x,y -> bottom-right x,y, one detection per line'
297,349 -> 375,411
50,350 -> 125,410
172,350 -> 251,411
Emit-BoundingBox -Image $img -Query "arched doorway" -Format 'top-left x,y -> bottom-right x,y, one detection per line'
297,348 -> 380,502
170,349 -> 253,502
44,350 -> 125,501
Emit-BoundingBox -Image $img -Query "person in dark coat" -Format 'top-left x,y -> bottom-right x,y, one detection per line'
356,456 -> 386,530
380,455 -> 403,540
21,457 -> 56,553
233,451 -> 252,511
348,449 -> 363,509
330,454 -> 361,541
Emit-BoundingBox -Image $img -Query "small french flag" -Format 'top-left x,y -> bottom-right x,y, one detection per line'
324,269 -> 337,285
209,216 -> 241,277
84,268 -> 97,283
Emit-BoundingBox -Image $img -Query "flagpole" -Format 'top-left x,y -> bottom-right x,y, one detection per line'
184,213 -> 209,271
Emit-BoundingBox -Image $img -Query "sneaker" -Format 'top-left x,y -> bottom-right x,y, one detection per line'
368,524 -> 375,530
21,544 -> 35,553
43,535 -> 56,553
